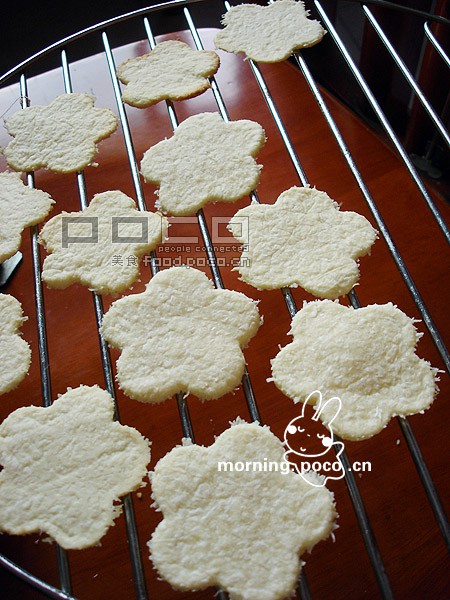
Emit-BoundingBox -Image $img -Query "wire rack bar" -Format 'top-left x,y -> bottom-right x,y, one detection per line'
211,11 -> 394,596
289,51 -> 450,551
363,5 -> 449,147
314,1 -> 450,243
184,6 -> 393,599
219,0 -> 448,576
424,22 -> 450,68
349,0 -> 450,25
246,66 -> 309,185
196,208 -> 226,288
397,416 -> 450,550
296,570 -> 312,600
176,393 -> 196,440
143,17 -> 261,425
246,0 -> 448,581
335,440 -> 393,586
102,37 -> 146,212
102,29 -> 162,275
66,160 -> 120,414
103,22 -> 200,527
216,2 -> 400,594
293,49 -> 450,373
185,4 -> 303,329
141,28 -> 235,600
60,49 -> 149,600
60,58 -> 117,409
0,554 -> 77,600
16,74 -> 74,597
104,28 -> 199,438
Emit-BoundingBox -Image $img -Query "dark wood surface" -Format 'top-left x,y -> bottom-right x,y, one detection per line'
0,26 -> 449,600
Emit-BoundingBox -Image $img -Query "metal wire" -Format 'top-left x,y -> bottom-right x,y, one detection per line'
17,74 -> 73,598
0,554 -> 77,600
143,16 -> 261,425
397,416 -> 450,550
293,50 -> 450,373
189,5 -> 396,597
143,16 -> 262,600
345,0 -> 450,26
314,0 -> 450,243
363,5 -> 449,147
227,0 -> 448,570
221,0 -> 392,587
60,49 -> 149,600
103,21 -> 206,492
288,52 -> 450,552
185,5 -> 301,325
424,21 -> 450,69
220,0 -> 448,592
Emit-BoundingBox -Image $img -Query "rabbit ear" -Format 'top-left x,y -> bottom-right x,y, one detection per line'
315,395 -> 342,427
301,400 -> 308,418
305,390 -> 323,419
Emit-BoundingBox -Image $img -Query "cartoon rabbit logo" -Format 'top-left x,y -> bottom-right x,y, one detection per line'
283,390 -> 345,487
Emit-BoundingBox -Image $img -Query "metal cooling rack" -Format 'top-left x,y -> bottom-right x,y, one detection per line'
0,1 -> 448,599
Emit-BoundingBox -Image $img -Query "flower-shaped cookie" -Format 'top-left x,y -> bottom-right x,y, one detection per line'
100,266 -> 262,403
140,112 -> 265,215
0,385 -> 150,549
215,0 -> 325,63
3,93 -> 118,173
39,190 -> 167,294
0,172 -> 54,263
117,40 -> 220,107
0,294 -> 31,395
228,186 -> 377,298
271,300 -> 438,440
149,421 -> 336,600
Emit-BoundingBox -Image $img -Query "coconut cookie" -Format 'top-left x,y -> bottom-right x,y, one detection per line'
0,294 -> 31,395
0,172 -> 54,263
0,385 -> 150,549
228,186 -> 377,298
215,0 -> 325,63
149,420 -> 336,600
38,190 -> 167,295
117,40 -> 220,108
271,301 -> 438,440
100,266 -> 261,403
3,93 -> 118,173
140,112 -> 265,215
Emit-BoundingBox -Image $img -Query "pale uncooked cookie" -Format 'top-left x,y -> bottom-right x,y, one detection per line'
0,294 -> 31,396
100,266 -> 261,403
117,40 -> 220,107
3,93 -> 118,173
215,0 -> 325,63
140,112 -> 265,215
39,190 -> 167,294
0,172 -> 54,263
149,421 -> 336,600
0,385 -> 150,549
271,301 -> 438,440
228,186 -> 377,298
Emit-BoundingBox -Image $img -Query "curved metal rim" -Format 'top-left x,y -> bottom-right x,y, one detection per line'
0,0 -> 207,86
0,553 -> 77,600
